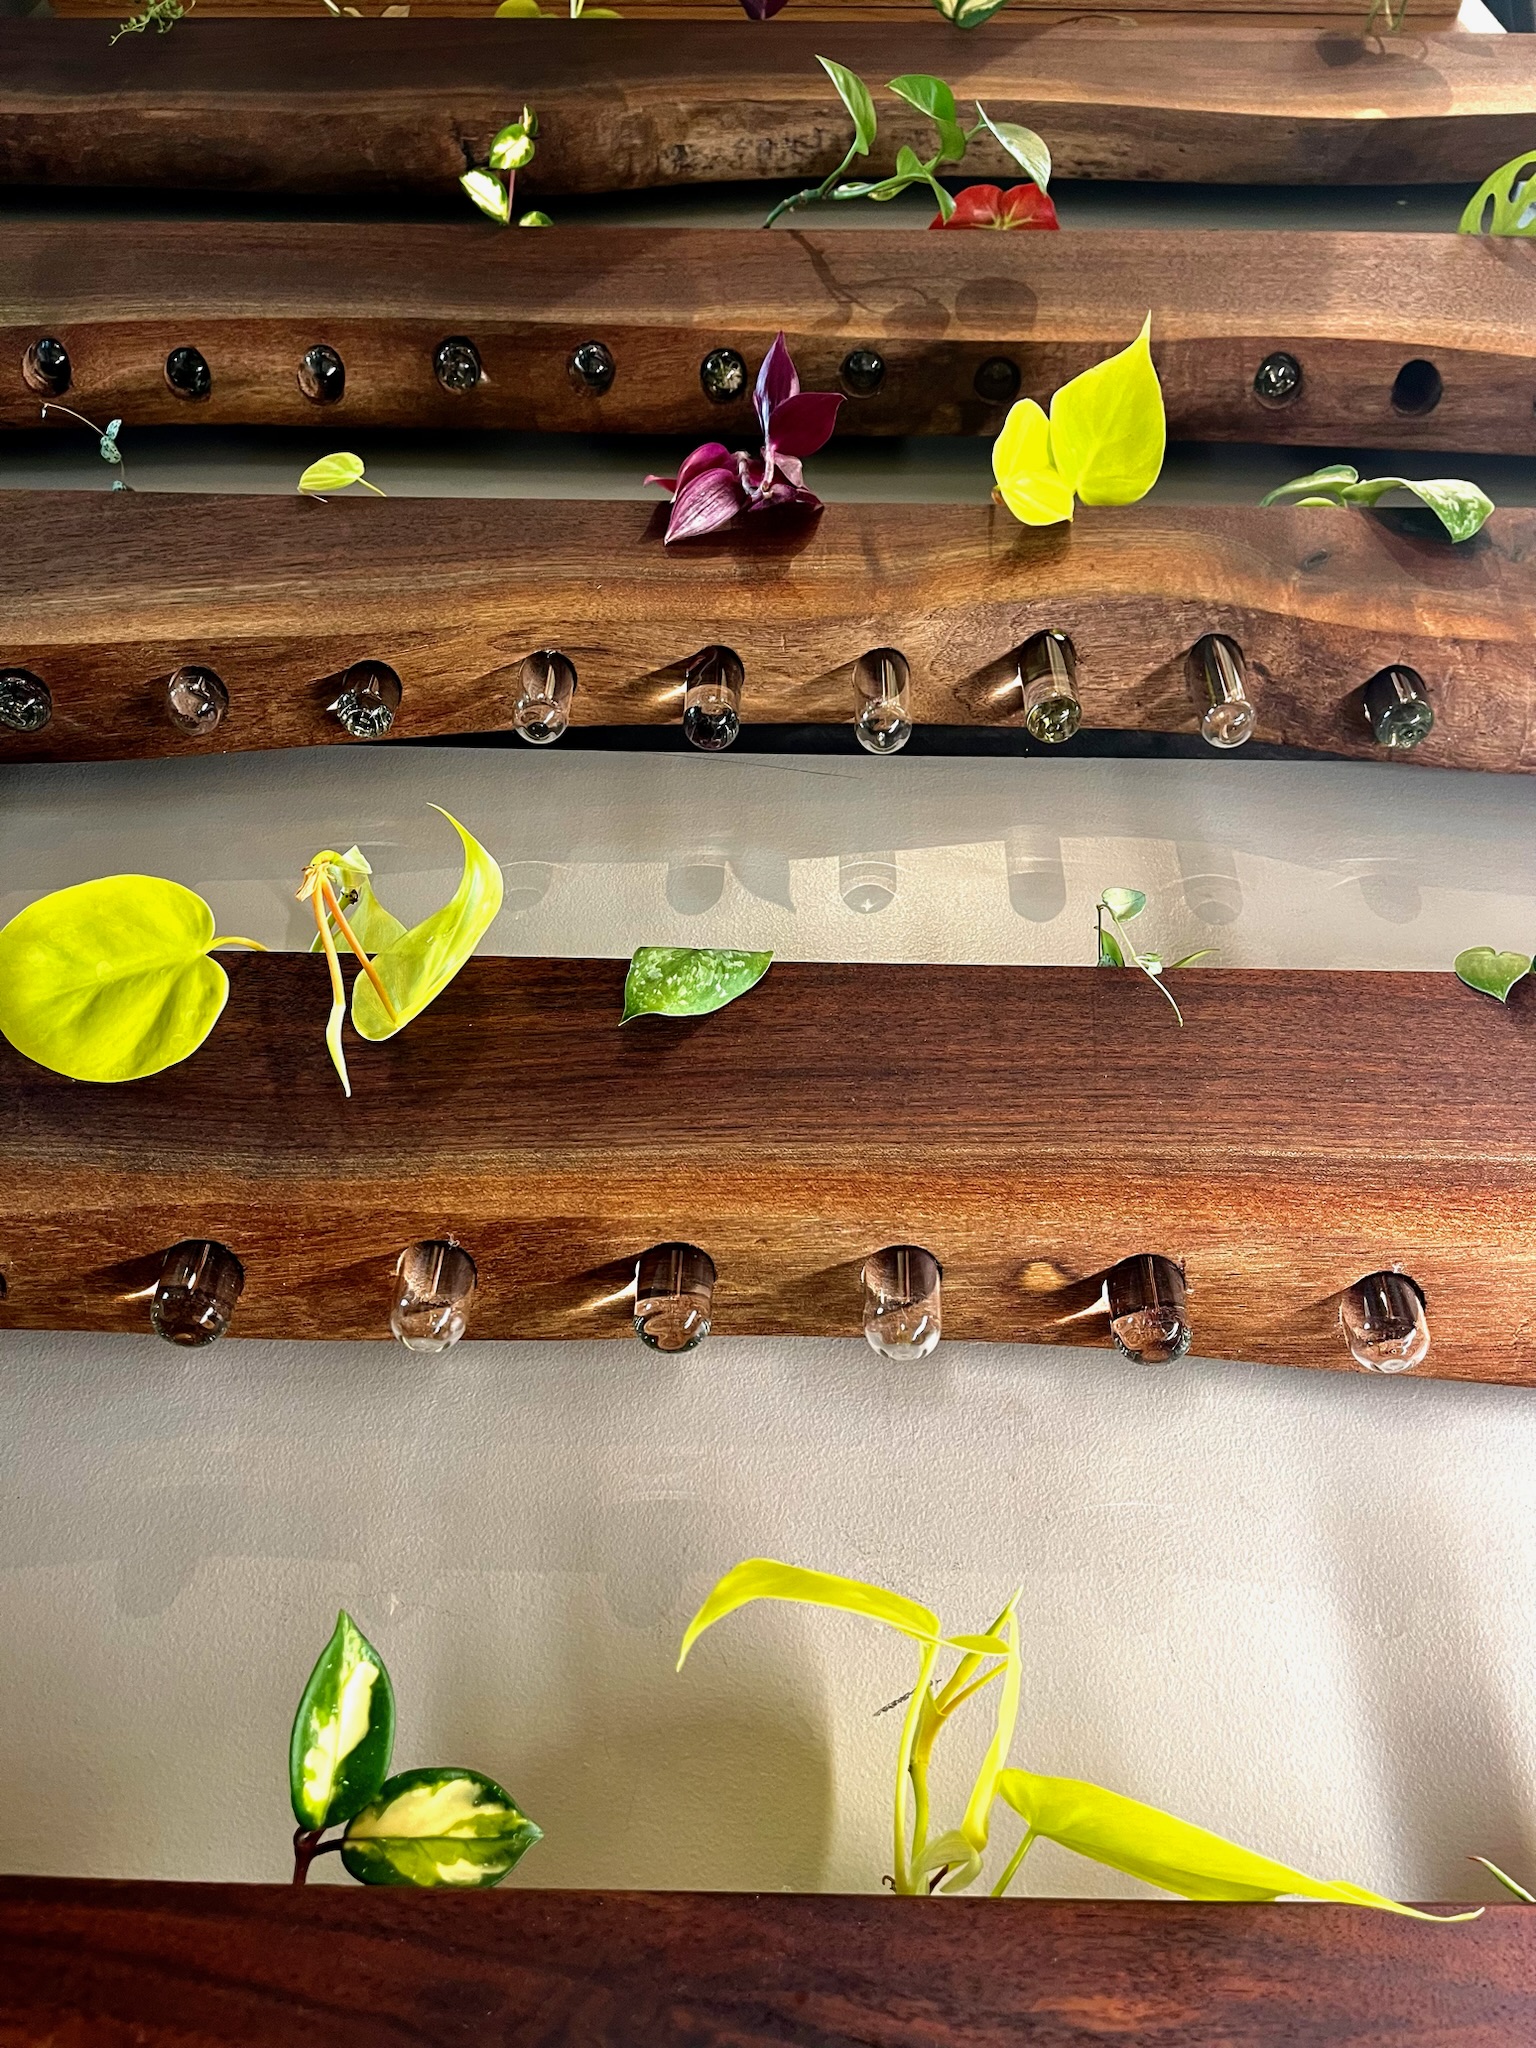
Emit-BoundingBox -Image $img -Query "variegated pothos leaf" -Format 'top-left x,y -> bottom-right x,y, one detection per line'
288,1611 -> 396,1831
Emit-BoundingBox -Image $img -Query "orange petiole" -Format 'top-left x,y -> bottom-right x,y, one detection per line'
318,875 -> 398,1024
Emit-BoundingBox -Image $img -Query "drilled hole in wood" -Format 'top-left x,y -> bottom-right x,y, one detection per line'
1390,358 -> 1441,416
297,344 -> 345,404
21,336 -> 70,398
164,346 -> 211,402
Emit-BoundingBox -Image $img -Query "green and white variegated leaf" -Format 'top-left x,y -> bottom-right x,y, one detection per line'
1455,947 -> 1532,1004
817,56 -> 877,156
351,808 -> 504,1042
488,122 -> 536,171
341,1767 -> 542,1888
621,946 -> 772,1023
975,104 -> 1051,189
1338,476 -> 1494,544
308,847 -> 408,958
289,1611 -> 396,1831
460,169 -> 512,223
1259,465 -> 1359,507
1101,887 -> 1146,923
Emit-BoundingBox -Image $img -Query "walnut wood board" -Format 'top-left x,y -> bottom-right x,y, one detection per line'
1,1881 -> 1533,2048
48,0 -> 1463,19
2,956 -> 1535,1382
0,23 -> 1524,193
2,496 -> 1533,773
9,224 -> 1533,453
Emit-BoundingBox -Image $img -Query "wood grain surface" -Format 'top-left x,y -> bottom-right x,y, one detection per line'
0,1880 -> 1532,2048
47,0 -> 1464,20
0,22 -> 1525,193
2,496 -> 1533,772
8,224 -> 1534,450
2,956 -> 1535,1381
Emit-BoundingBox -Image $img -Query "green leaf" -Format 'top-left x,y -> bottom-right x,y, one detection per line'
308,847 -> 407,959
341,1767 -> 541,1888
494,0 -> 544,12
1459,151 -> 1536,236
1260,464 -> 1358,507
298,452 -> 366,497
885,74 -> 965,161
818,56 -> 877,156
460,169 -> 511,224
1168,950 -> 1218,970
1471,1856 -> 1536,1902
488,122 -> 537,171
1338,476 -> 1493,544
975,104 -> 1051,189
1048,315 -> 1165,507
991,398 -> 1075,527
1098,927 -> 1125,968
1101,887 -> 1146,922
621,946 -> 772,1023
678,1559 -> 1007,1669
946,0 -> 1017,23
0,876 -> 243,1083
288,1611 -> 395,1832
351,809 -> 504,1042
1455,947 -> 1531,1004
994,1770 -> 1479,1919
518,210 -> 554,226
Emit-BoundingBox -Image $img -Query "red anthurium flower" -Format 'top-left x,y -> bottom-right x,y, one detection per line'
646,332 -> 843,544
931,184 -> 1060,231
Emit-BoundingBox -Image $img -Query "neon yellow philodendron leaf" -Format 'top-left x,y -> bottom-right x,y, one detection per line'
308,847 -> 407,958
341,1767 -> 542,1888
351,808 -> 504,1042
1047,315 -> 1166,507
288,1610 -> 396,1831
992,397 -> 1075,527
0,876 -> 262,1083
677,1559 -> 1007,1670
995,1771 -> 1481,1919
913,1602 -> 1023,1894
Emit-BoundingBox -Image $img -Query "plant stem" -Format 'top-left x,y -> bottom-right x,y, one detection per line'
291,1826 -> 326,1885
892,1640 -> 939,1894
762,138 -> 862,228
991,1826 -> 1036,1899
319,875 -> 398,1022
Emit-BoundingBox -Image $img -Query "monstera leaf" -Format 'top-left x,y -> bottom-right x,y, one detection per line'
289,1611 -> 396,1832
341,1767 -> 542,1888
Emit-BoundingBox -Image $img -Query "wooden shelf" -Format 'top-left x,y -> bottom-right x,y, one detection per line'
1,22 -> 1528,193
8,225 -> 1534,453
3,497 -> 1532,773
47,0 -> 1465,20
0,1879 -> 1531,2047
3,955 -> 1535,1383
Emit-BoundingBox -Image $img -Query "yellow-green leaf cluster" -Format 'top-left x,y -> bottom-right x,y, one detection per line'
993,317 -> 1165,528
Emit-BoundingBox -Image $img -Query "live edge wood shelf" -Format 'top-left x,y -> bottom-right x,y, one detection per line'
2,1882 -> 1533,2048
2,22 -> 1531,193
3,955 -> 1535,1385
3,497 -> 1533,773
10,225 -> 1536,453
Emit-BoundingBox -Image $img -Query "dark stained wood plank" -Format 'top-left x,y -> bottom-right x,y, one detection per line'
2,496 -> 1532,772
2,957 -> 1535,1381
0,1880 -> 1532,2047
47,0 -> 1465,19
0,22 -> 1528,194
7,223 -> 1534,452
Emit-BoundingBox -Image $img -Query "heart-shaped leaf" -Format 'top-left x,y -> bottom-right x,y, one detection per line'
1260,464 -> 1358,507
289,1611 -> 396,1832
1339,476 -> 1493,544
298,453 -> 367,496
886,72 -> 956,125
488,123 -> 536,171
1101,887 -> 1147,922
1049,316 -> 1165,507
0,875 -> 254,1083
992,397 -> 1075,527
341,1768 -> 541,1888
351,809 -> 505,1042
1455,947 -> 1531,1004
975,105 -> 1051,190
621,946 -> 772,1022
817,56 -> 877,156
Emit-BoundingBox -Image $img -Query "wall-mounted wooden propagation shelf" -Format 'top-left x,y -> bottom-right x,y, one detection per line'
9,225 -> 1534,453
1,1880 -> 1532,2047
2,956 -> 1534,1384
1,23 -> 1528,192
45,0 -> 1466,21
3,497 -> 1532,772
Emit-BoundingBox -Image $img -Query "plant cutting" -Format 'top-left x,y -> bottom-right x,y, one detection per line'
39,404 -> 129,490
645,333 -> 841,544
1261,466 -> 1493,544
1096,887 -> 1213,1027
1459,152 -> 1536,237
1454,947 -> 1531,1004
763,60 -> 1049,229
461,109 -> 551,227
931,183 -> 1058,230
991,320 -> 1164,528
680,1560 -> 1475,1912
298,454 -> 385,499
289,1611 -> 540,1888
622,946 -> 773,1020
1474,1859 -> 1535,1900
110,0 -> 188,42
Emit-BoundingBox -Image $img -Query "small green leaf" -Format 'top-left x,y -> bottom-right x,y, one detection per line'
1101,887 -> 1146,922
991,398 -> 1075,527
818,56 -> 877,156
1471,1857 -> 1536,1902
341,1767 -> 541,1888
351,808 -> 505,1041
1098,927 -> 1125,968
488,123 -> 536,171
518,210 -> 554,227
494,0 -> 544,12
946,0 -> 1017,23
975,105 -> 1051,190
1459,151 -> 1536,236
0,876 -> 242,1083
1049,316 -> 1165,507
288,1611 -> 395,1832
298,453 -> 366,497
885,74 -> 964,161
460,168 -> 512,224
1339,475 -> 1493,544
1260,464 -> 1358,507
1168,950 -> 1218,970
1455,947 -> 1531,1004
308,847 -> 408,958
620,946 -> 772,1023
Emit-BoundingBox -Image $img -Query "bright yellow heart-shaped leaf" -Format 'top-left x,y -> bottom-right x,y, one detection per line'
991,397 -> 1075,526
1047,315 -> 1166,507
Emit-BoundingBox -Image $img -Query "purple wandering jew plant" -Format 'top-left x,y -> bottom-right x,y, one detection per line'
646,333 -> 843,544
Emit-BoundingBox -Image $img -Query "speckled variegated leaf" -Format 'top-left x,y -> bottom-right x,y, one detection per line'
1339,476 -> 1494,544
288,1611 -> 395,1831
621,946 -> 772,1023
341,1768 -> 542,1888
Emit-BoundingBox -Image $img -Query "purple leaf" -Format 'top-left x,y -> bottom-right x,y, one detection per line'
643,472 -> 679,492
664,463 -> 748,542
755,332 -> 799,435
673,441 -> 735,490
739,0 -> 793,14
767,390 -> 843,461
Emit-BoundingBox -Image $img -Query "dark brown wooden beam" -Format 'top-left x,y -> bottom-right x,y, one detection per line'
2,956 -> 1534,1381
1,496 -> 1532,773
7,224 -> 1534,452
0,1880 -> 1531,2048
1,22 -> 1529,193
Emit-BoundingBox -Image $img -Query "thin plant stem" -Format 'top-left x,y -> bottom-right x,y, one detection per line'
762,137 -> 863,228
312,887 -> 347,1016
936,1662 -> 1005,1720
319,875 -> 397,1022
211,935 -> 267,951
893,1640 -> 939,1895
991,1826 -> 1037,1899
